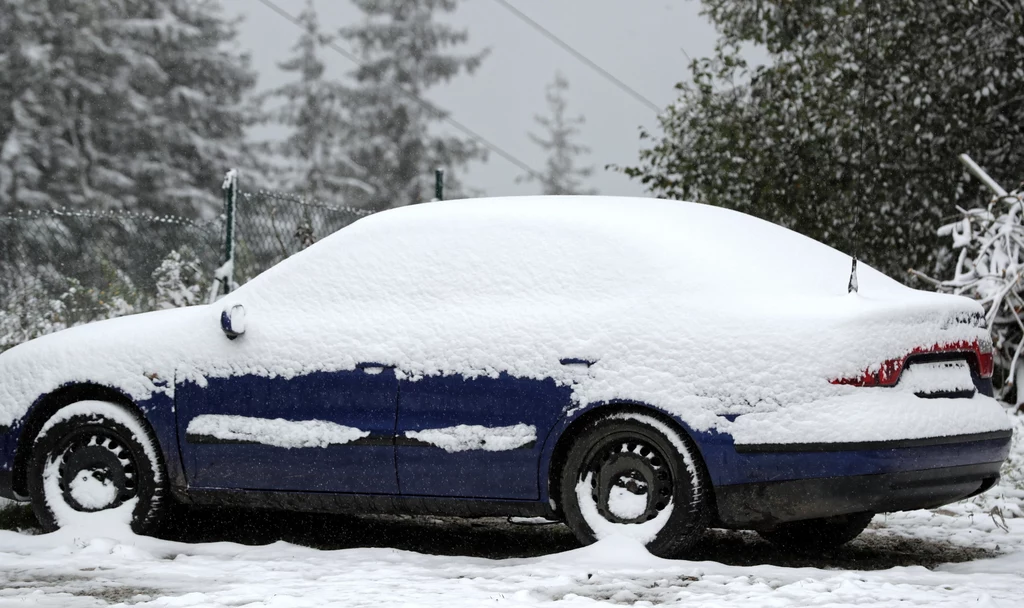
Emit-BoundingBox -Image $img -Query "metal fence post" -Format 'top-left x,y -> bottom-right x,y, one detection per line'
208,169 -> 238,303
223,169 -> 237,273
435,168 -> 444,201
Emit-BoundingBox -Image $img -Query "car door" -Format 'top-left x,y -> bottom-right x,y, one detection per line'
176,363 -> 399,494
395,371 -> 572,499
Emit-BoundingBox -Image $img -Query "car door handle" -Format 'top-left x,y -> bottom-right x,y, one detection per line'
357,362 -> 391,375
559,358 -> 594,368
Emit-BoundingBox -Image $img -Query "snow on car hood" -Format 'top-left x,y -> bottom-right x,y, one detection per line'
0,197 -> 1011,442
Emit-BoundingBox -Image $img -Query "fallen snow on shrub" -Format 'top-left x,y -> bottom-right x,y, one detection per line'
0,197 -> 1010,446
926,186 -> 1024,402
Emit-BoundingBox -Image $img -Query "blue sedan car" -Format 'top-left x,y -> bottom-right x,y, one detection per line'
0,197 -> 1012,555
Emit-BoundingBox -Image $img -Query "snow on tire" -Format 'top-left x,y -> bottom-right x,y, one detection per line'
559,412 -> 711,558
27,400 -> 168,534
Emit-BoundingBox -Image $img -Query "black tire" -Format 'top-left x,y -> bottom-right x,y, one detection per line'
27,401 -> 168,534
758,512 -> 874,552
559,413 -> 711,558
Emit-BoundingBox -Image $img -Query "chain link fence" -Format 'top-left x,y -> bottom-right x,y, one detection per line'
0,171 -> 386,353
232,188 -> 375,284
0,208 -> 222,352
1,208 -> 221,291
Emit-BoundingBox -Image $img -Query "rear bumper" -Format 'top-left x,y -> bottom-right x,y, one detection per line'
716,461 -> 1002,527
708,422 -> 1012,528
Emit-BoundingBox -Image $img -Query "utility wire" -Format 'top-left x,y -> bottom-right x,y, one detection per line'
490,0 -> 662,113
254,0 -> 542,179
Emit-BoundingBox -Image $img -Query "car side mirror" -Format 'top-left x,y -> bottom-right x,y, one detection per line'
220,304 -> 246,340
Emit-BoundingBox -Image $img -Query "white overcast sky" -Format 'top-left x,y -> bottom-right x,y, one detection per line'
220,0 -> 767,198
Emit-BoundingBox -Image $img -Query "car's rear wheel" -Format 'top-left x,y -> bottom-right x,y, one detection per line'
27,401 -> 167,534
559,412 -> 711,557
758,512 -> 875,552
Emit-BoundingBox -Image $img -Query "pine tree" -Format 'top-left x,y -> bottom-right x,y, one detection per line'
621,1 -> 1024,281
521,72 -> 595,195
260,0 -> 371,203
0,0 -> 257,219
339,0 -> 488,209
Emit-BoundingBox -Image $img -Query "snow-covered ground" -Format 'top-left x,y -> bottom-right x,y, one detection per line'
0,482 -> 1021,607
0,506 -> 1020,607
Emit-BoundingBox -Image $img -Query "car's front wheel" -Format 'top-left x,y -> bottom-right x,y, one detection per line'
559,412 -> 711,557
758,512 -> 875,552
27,401 -> 167,534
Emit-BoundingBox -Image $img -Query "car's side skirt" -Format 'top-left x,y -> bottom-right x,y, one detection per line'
184,487 -> 555,519
714,461 -> 1003,528
733,430 -> 1012,454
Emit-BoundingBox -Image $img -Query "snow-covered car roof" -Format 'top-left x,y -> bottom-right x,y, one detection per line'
0,197 -> 1006,446
243,196 -> 906,306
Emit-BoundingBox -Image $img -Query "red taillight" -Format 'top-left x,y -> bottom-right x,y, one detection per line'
831,340 -> 991,386
977,348 -> 994,379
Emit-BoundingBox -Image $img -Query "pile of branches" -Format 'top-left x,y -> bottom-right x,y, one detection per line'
918,180 -> 1024,405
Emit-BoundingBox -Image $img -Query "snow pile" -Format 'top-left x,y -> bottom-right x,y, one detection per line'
607,485 -> 648,520
404,424 -> 536,453
68,472 -> 118,511
0,197 -> 1010,446
186,415 -> 369,449
575,474 -> 675,544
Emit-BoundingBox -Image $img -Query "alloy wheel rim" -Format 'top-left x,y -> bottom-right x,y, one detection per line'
585,436 -> 674,524
54,430 -> 138,512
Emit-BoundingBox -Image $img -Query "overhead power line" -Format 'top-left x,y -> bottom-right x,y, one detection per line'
254,0 -> 542,179
490,0 -> 662,113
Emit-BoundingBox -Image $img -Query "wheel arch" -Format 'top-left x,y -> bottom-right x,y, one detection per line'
542,402 -> 717,518
11,383 -> 153,497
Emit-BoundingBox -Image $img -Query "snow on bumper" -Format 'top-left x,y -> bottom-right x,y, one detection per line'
708,392 -> 1012,527
726,391 -> 1012,448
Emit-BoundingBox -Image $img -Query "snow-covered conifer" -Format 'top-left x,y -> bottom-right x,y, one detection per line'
521,72 -> 595,195
338,0 -> 488,208
259,0 -> 372,203
0,0 -> 257,219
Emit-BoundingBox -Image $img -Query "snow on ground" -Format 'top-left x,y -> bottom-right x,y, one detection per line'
1,504 -> 1023,607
